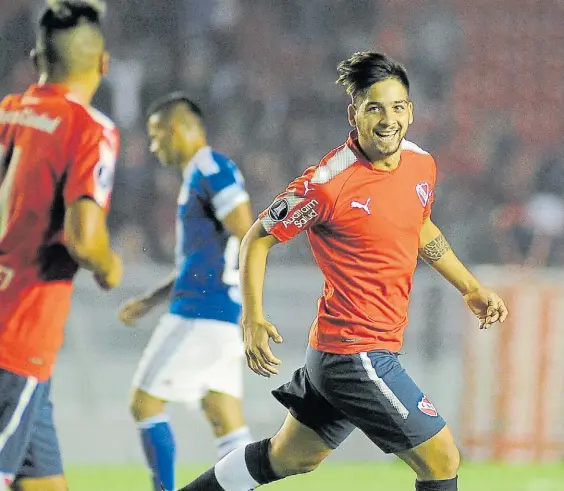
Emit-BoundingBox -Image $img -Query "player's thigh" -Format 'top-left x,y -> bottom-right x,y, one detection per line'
0,369 -> 43,485
306,347 -> 448,456
14,381 -> 64,489
13,475 -> 67,491
269,412 -> 334,476
270,364 -> 354,474
396,425 -> 460,480
132,316 -> 244,408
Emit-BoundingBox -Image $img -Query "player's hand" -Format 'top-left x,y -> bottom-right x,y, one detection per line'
463,287 -> 508,329
118,297 -> 153,326
94,252 -> 122,290
242,316 -> 283,377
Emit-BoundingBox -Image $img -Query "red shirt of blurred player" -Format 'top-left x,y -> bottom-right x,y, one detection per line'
0,85 -> 119,380
0,4 -> 120,381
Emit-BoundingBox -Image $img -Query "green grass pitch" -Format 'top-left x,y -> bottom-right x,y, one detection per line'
66,461 -> 564,491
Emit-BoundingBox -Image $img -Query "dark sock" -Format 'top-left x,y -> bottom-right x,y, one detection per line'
244,439 -> 281,485
416,476 -> 458,490
177,467 -> 224,491
176,439 -> 282,491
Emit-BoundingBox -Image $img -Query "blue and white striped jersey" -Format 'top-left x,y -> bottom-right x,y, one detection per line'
169,146 -> 249,325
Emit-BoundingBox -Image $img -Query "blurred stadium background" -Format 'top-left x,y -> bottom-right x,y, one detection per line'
3,0 -> 564,489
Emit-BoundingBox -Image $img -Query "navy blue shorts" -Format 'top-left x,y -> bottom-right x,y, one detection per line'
272,346 -> 446,454
0,369 -> 63,483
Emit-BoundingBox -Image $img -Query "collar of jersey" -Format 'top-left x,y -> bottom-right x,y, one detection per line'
182,145 -> 212,179
28,83 -> 70,98
27,83 -> 85,106
346,129 -> 403,173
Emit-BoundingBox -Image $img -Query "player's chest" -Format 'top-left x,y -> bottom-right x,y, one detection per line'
329,173 -> 432,238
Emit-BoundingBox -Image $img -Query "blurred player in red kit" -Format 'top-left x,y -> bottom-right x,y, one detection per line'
174,52 -> 508,491
0,0 -> 120,489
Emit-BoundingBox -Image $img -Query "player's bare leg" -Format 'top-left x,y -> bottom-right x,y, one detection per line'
201,391 -> 253,458
267,412 -> 333,477
13,475 -> 68,491
130,388 -> 166,421
201,391 -> 246,436
396,425 -> 460,489
177,412 -> 333,490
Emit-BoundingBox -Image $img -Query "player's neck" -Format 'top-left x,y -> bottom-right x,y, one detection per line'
178,140 -> 207,172
370,152 -> 401,171
357,139 -> 401,171
39,73 -> 98,106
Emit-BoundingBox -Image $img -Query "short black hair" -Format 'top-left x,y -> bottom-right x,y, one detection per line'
40,0 -> 105,32
336,51 -> 410,103
37,1 -> 105,73
146,92 -> 204,122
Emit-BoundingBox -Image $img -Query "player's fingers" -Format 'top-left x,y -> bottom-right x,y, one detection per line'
258,344 -> 281,366
498,302 -> 509,322
245,351 -> 263,376
489,310 -> 500,324
265,323 -> 283,344
255,348 -> 279,374
247,349 -> 273,377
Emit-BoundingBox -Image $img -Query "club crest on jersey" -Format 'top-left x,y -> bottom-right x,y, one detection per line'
415,182 -> 431,207
417,395 -> 438,417
268,198 -> 290,222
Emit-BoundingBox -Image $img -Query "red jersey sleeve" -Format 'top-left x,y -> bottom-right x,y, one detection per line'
63,117 -> 119,212
259,171 -> 333,242
422,157 -> 437,220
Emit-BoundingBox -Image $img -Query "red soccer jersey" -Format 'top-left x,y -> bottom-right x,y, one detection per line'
0,84 -> 119,380
259,131 -> 436,354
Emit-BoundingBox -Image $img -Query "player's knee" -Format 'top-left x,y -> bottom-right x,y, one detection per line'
129,389 -> 164,421
429,442 -> 460,479
270,452 -> 324,476
420,436 -> 460,480
269,438 -> 328,477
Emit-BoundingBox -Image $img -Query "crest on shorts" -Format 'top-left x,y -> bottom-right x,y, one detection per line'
417,395 -> 438,417
415,181 -> 431,207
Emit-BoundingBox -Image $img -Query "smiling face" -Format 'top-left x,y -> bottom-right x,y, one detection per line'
348,77 -> 413,164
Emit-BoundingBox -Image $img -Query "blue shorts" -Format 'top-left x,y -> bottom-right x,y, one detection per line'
0,369 -> 63,483
272,346 -> 446,454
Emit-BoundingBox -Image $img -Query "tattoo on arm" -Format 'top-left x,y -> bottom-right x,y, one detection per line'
420,234 -> 452,264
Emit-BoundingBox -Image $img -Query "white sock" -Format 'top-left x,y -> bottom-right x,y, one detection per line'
214,444 -> 259,491
215,426 -> 253,460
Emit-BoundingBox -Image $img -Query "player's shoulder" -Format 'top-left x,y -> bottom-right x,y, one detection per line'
400,139 -> 436,165
312,143 -> 359,184
68,98 -> 117,134
193,146 -> 239,177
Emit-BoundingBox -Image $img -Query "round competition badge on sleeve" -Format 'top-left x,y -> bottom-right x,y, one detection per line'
268,198 -> 290,222
93,140 -> 116,207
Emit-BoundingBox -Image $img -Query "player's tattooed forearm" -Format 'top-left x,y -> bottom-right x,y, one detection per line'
419,234 -> 451,264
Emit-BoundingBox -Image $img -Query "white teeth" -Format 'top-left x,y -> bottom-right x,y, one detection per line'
375,130 -> 397,141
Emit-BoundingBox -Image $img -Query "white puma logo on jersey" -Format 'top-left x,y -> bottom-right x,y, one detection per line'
351,198 -> 371,215
303,180 -> 313,195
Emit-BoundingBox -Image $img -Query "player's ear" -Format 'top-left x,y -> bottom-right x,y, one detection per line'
100,51 -> 110,77
347,103 -> 357,128
408,100 -> 414,124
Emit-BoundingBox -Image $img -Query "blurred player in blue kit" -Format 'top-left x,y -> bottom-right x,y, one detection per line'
118,93 -> 255,491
